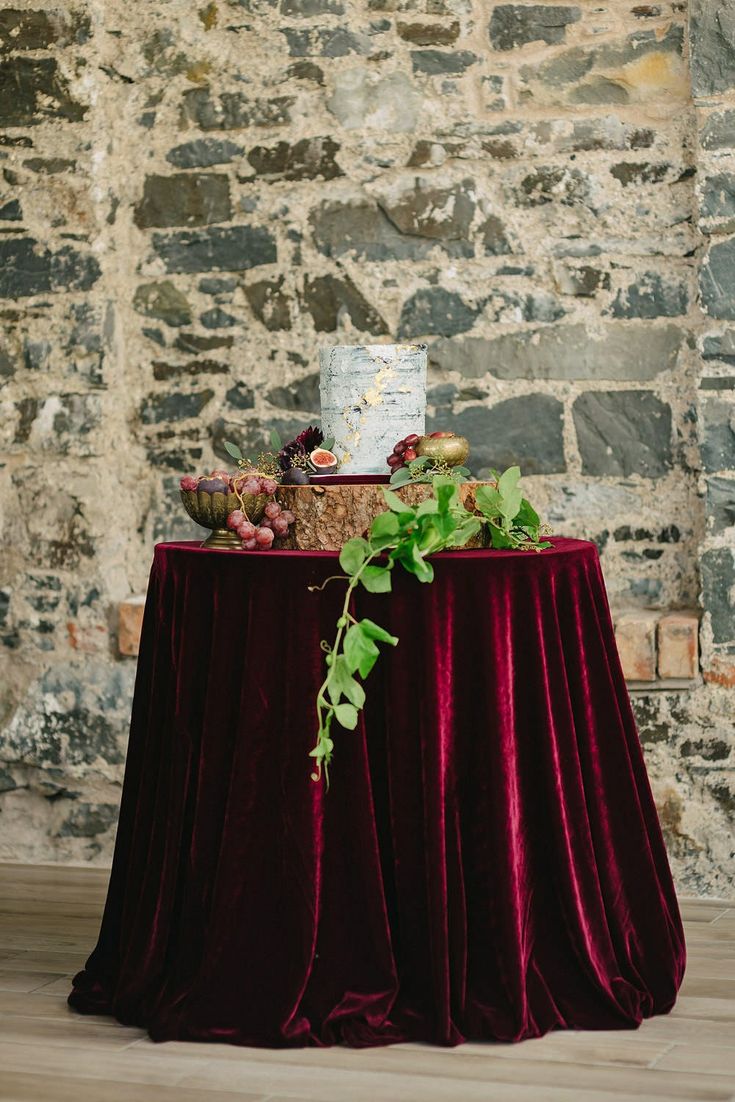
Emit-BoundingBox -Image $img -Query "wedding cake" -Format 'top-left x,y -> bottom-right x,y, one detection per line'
320,344 -> 427,475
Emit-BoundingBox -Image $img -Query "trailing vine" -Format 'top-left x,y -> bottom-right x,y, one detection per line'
308,468 -> 551,783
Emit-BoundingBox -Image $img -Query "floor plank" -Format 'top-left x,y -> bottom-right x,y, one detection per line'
0,863 -> 733,1102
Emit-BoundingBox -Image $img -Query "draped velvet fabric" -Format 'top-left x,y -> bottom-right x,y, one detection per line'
69,538 -> 684,1047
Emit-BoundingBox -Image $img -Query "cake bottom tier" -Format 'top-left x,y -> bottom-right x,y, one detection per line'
276,481 -> 491,551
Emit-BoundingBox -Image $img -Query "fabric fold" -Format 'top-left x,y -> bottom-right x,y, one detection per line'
69,538 -> 684,1047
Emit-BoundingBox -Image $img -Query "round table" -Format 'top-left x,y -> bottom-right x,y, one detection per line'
69,538 -> 685,1047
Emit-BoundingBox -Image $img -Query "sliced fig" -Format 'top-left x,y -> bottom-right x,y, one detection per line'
310,448 -> 338,474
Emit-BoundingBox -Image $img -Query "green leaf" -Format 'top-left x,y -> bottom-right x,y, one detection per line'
224,440 -> 243,461
370,510 -> 400,541
454,466 -> 471,477
415,498 -> 439,517
358,618 -> 398,645
450,517 -> 482,547
382,488 -> 413,514
475,485 -> 503,516
343,624 -> 380,678
334,702 -> 358,730
409,456 -> 430,469
489,524 -> 515,549
360,565 -> 392,593
498,487 -> 523,520
389,467 -> 411,486
323,437 -> 335,452
406,542 -> 434,583
339,537 -> 370,576
328,656 -> 366,708
515,497 -> 540,528
498,465 -> 521,498
269,428 -> 283,450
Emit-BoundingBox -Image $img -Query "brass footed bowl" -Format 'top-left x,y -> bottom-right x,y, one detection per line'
180,488 -> 269,550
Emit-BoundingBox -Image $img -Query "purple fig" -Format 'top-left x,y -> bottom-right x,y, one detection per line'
282,468 -> 310,485
198,478 -> 229,494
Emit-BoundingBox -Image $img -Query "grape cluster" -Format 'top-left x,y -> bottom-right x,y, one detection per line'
179,471 -> 279,496
226,499 -> 295,551
387,433 -> 420,472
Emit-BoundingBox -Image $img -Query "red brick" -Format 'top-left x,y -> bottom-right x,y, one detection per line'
118,596 -> 146,657
657,612 -> 699,680
614,610 -> 658,681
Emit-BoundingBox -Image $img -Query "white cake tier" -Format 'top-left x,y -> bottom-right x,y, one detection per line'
319,343 -> 427,475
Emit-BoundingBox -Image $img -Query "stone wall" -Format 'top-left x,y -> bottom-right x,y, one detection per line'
0,0 -> 732,894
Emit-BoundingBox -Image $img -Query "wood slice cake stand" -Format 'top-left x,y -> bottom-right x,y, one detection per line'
276,477 -> 490,551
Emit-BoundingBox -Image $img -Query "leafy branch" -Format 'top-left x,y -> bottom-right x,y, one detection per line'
308,468 -> 551,783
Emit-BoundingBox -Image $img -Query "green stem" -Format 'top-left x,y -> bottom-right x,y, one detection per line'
310,550 -> 383,784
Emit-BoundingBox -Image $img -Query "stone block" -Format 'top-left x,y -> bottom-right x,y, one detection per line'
690,0 -> 735,97
282,27 -> 370,57
0,239 -> 100,299
703,654 -> 735,687
430,324 -> 682,381
701,238 -> 735,319
614,610 -> 658,681
134,174 -> 232,229
411,50 -> 477,75
310,200 -> 473,261
181,89 -> 293,130
608,273 -> 688,318
707,475 -> 735,532
281,0 -> 344,14
152,225 -> 276,274
489,5 -> 580,50
700,396 -> 735,472
133,281 -> 192,327
166,139 -> 244,169
699,173 -> 735,233
397,21 -> 459,45
246,137 -> 343,181
0,9 -> 90,50
657,613 -> 700,680
701,109 -> 735,150
0,58 -> 85,126
118,596 -> 146,657
445,395 -> 566,476
302,274 -> 387,334
327,68 -> 422,132
399,288 -> 480,338
573,391 -> 672,478
700,547 -> 735,645
140,389 -> 214,425
244,276 -> 293,331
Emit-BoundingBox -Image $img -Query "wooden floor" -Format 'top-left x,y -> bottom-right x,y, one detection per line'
0,866 -> 733,1102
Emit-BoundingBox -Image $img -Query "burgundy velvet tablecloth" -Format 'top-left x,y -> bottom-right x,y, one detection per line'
69,538 -> 684,1047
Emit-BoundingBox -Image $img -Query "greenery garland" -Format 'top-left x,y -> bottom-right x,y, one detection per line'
308,467 -> 551,783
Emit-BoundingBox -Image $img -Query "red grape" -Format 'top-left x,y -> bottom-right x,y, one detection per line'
179,475 -> 198,491
227,509 -> 245,530
404,434 -> 419,446
255,526 -> 274,546
260,478 -> 278,495
241,478 -> 261,496
281,510 -> 295,524
264,501 -> 282,519
242,538 -> 257,550
272,516 -> 289,535
404,447 -> 417,461
237,521 -> 256,540
394,441 -> 406,454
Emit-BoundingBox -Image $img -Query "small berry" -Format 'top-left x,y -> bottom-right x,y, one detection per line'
403,447 -> 417,461
281,510 -> 295,524
272,516 -> 289,536
227,509 -> 245,530
264,501 -> 282,519
180,475 -> 198,491
242,478 -> 261,496
394,441 -> 406,455
255,526 -> 274,546
237,521 -> 256,540
404,434 -> 419,446
260,477 -> 278,495
242,538 -> 258,550
260,518 -> 274,530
